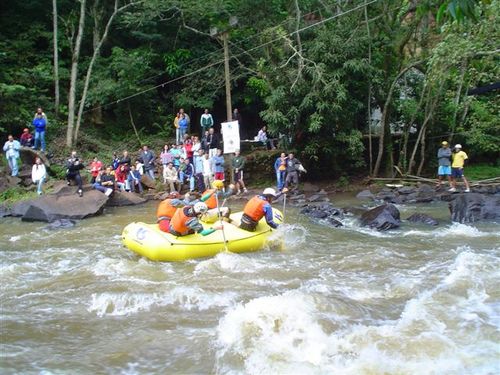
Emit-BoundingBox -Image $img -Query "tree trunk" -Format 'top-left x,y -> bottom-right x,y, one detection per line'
66,0 -> 86,148
373,61 -> 421,177
128,102 -> 142,145
52,0 -> 60,119
416,122 -> 427,175
74,0 -> 138,144
364,2 -> 373,175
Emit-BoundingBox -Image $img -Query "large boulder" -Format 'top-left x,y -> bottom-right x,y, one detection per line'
407,213 -> 438,226
415,184 -> 436,203
106,191 -> 147,206
360,203 -> 401,231
19,147 -> 51,167
21,190 -> 109,222
449,193 -> 500,223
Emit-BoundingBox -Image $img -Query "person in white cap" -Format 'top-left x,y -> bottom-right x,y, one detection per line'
239,187 -> 287,232
436,141 -> 452,187
449,144 -> 470,192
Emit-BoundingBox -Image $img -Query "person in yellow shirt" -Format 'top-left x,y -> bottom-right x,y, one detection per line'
449,144 -> 470,193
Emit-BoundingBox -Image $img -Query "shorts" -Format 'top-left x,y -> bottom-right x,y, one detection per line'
234,170 -> 243,183
451,167 -> 464,178
214,172 -> 224,181
438,166 -> 451,176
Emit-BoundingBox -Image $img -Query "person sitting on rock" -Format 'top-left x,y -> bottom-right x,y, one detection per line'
92,168 -> 113,196
199,180 -> 234,223
169,202 -> 222,237
164,162 -> 180,193
100,166 -> 116,191
239,187 -> 287,232
127,165 -> 143,193
20,128 -> 33,148
156,191 -> 186,232
66,151 -> 85,197
31,157 -> 47,195
115,164 -> 127,191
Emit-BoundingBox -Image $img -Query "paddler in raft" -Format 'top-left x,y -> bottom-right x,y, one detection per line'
199,179 -> 234,223
239,187 -> 288,232
156,191 -> 189,232
169,202 -> 222,237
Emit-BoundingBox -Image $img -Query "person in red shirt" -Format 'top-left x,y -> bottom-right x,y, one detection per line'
89,156 -> 103,184
20,128 -> 33,147
115,164 -> 127,191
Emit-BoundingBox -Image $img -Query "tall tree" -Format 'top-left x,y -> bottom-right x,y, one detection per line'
66,0 -> 87,148
52,0 -> 60,119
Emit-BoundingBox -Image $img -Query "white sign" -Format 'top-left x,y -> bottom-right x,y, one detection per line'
221,120 -> 240,154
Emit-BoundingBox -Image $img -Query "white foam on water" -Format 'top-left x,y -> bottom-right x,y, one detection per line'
92,257 -> 174,282
8,235 -> 21,242
215,249 -> 500,374
194,252 -> 268,275
88,286 -> 237,317
403,222 -> 498,238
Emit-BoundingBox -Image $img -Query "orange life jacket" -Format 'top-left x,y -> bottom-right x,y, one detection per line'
203,188 -> 217,209
170,207 -> 191,235
156,199 -> 178,220
243,196 -> 267,222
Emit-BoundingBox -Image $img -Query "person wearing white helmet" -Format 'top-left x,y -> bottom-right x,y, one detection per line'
239,187 -> 288,232
449,144 -> 470,193
169,201 -> 222,237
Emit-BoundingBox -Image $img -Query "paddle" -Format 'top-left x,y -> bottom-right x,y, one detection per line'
282,192 -> 287,222
214,192 -> 229,252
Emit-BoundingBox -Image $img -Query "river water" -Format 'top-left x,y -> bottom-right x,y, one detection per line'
1,194 -> 499,374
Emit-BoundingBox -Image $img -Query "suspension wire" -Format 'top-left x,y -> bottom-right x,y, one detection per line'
84,0 -> 381,114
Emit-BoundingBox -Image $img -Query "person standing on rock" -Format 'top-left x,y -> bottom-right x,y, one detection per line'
436,141 -> 452,188
285,153 -> 305,192
32,111 -> 47,152
66,151 -> 85,197
3,135 -> 21,177
200,109 -> 214,135
274,152 -> 287,190
449,144 -> 470,193
140,145 -> 156,180
31,157 -> 47,195
231,149 -> 248,194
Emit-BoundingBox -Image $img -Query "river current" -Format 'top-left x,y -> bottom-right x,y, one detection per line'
1,194 -> 499,374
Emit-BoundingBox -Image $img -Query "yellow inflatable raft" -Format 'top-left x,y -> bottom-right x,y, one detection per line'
121,209 -> 283,261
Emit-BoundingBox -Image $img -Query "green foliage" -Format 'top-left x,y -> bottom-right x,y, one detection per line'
0,187 -> 37,205
465,164 -> 500,180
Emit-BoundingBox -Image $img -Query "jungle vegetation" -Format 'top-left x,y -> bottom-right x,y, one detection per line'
0,0 -> 498,179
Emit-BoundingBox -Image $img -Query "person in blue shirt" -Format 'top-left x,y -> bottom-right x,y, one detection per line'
211,149 -> 225,181
180,157 -> 195,192
178,114 -> 188,142
193,149 -> 206,191
274,152 -> 287,190
32,113 -> 47,152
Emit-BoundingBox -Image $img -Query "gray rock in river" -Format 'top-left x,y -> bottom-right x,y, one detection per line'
406,213 -> 438,226
20,190 -> 109,222
43,219 -> 77,230
106,191 -> 147,206
449,193 -> 500,223
300,203 -> 344,227
360,203 -> 401,231
356,190 -> 375,200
